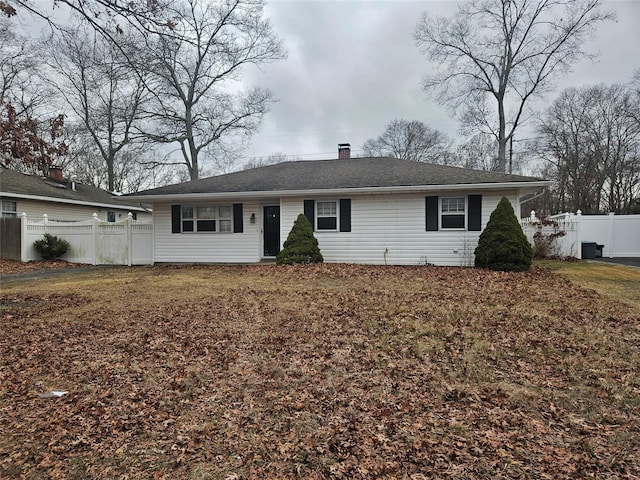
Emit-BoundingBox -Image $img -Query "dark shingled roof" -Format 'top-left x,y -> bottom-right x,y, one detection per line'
0,166 -> 145,209
133,157 -> 544,196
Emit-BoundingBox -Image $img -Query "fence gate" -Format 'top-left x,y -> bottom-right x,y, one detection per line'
0,217 -> 21,260
96,222 -> 128,265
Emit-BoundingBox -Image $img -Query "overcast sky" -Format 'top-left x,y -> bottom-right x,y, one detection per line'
12,0 -> 640,169
240,0 -> 640,162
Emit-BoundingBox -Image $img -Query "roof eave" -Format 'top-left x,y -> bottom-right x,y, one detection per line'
124,181 -> 551,202
0,192 -> 147,211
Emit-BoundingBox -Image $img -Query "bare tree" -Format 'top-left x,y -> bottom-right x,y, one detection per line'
138,0 -> 285,180
628,69 -> 640,129
537,84 -> 640,214
42,26 -> 149,191
454,133 -> 499,171
1,19 -> 69,175
415,0 -> 613,172
0,17 -> 51,116
0,18 -> 33,105
2,0 -> 177,44
362,119 -> 451,164
63,128 -> 168,193
242,151 -> 291,170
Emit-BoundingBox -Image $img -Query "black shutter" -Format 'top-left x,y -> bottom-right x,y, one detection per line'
304,200 -> 315,231
339,199 -> 351,232
426,196 -> 438,231
171,205 -> 181,233
233,203 -> 243,233
468,195 -> 482,231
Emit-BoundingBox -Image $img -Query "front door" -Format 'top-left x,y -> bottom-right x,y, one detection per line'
263,206 -> 280,257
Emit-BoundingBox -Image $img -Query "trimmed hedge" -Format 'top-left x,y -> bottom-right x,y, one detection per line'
276,214 -> 323,265
474,197 -> 533,272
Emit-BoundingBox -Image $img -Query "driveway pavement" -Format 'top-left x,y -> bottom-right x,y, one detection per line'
592,257 -> 640,268
0,265 -> 127,287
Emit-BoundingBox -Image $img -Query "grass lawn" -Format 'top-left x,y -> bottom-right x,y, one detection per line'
1,263 -> 638,479
539,260 -> 640,314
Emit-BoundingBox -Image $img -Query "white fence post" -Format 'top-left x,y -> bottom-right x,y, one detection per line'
608,212 -> 615,258
92,213 -> 98,265
20,212 -> 28,262
576,210 -> 582,259
127,212 -> 133,266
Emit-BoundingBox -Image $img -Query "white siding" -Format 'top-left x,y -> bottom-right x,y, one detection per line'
281,192 -> 518,266
153,201 -> 262,263
11,198 -> 149,222
151,192 -> 520,266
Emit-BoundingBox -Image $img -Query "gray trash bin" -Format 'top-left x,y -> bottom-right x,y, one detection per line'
581,242 -> 597,259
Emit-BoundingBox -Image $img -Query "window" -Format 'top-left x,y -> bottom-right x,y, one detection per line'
441,197 -> 465,229
181,206 -> 194,232
426,195 -> 482,232
196,207 -> 216,232
218,206 -> 232,232
106,211 -> 117,222
317,201 -> 337,230
180,205 -> 233,233
1,200 -> 17,217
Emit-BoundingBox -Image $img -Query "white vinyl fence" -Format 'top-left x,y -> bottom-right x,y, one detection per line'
521,211 -> 640,259
21,213 -> 153,265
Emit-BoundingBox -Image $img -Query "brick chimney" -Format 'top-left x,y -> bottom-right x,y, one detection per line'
49,166 -> 63,182
338,143 -> 351,159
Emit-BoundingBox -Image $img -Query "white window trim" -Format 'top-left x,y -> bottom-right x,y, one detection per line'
218,206 -> 233,233
1,200 -> 17,217
316,200 -> 338,231
440,196 -> 466,230
180,205 -> 233,233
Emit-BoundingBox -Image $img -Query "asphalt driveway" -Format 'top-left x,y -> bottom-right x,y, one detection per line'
0,265 -> 127,286
593,257 -> 640,268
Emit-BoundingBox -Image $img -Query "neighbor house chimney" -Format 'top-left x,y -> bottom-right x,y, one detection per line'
49,166 -> 63,182
338,143 -> 351,159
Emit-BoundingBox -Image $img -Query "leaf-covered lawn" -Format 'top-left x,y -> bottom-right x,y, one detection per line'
1,264 -> 638,479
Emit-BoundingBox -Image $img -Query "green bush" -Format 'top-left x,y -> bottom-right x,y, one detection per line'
33,233 -> 71,260
474,197 -> 533,272
276,214 -> 323,265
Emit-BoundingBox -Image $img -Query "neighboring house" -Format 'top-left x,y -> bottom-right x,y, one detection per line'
125,145 -> 550,266
0,166 -> 150,221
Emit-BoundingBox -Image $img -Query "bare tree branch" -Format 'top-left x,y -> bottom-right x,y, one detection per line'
41,25 -> 150,191
136,0 -> 286,180
415,0 -> 614,172
362,119 -> 452,164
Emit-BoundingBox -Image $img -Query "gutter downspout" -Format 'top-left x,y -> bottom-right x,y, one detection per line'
519,190 -> 546,206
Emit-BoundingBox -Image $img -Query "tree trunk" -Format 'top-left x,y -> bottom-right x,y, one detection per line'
189,149 -> 199,181
497,98 -> 507,172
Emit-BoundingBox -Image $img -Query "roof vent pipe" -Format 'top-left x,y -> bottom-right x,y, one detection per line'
338,143 -> 351,159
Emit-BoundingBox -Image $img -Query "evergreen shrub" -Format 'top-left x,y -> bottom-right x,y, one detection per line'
474,197 -> 533,272
276,214 -> 323,265
33,233 -> 71,260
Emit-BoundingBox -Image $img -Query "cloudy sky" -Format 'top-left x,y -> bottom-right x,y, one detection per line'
12,0 -> 640,170
241,0 -> 640,162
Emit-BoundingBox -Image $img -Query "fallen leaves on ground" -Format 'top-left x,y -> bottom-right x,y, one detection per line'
0,260 -> 86,276
1,264 -> 638,479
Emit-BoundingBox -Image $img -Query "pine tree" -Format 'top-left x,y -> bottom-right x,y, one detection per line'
276,214 -> 323,265
475,197 -> 533,272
